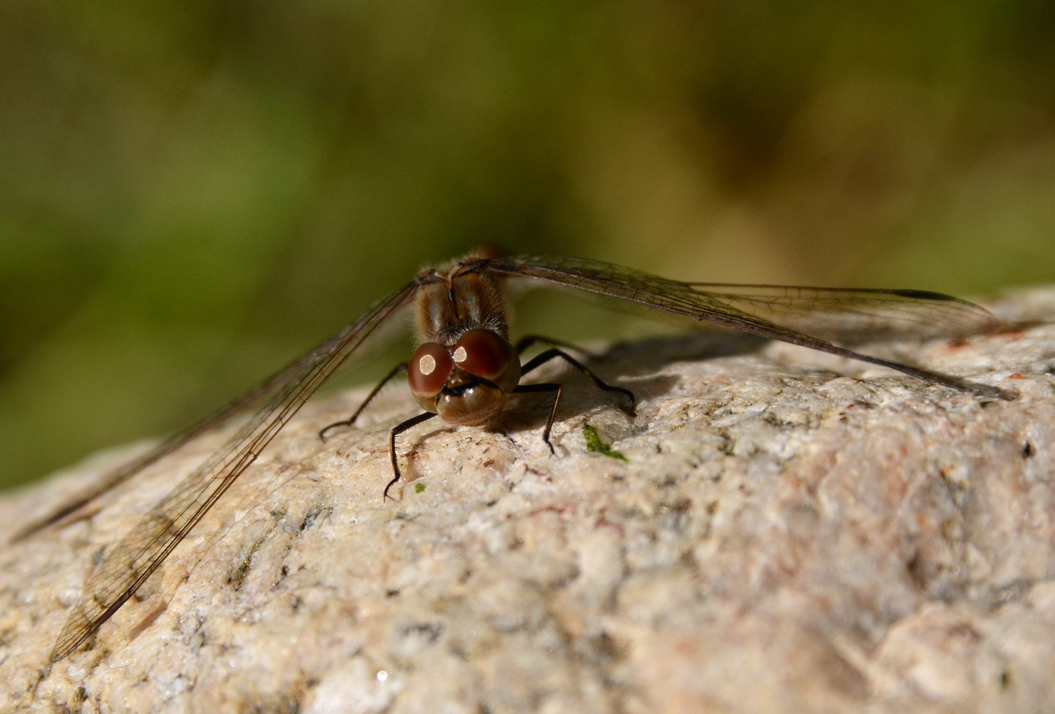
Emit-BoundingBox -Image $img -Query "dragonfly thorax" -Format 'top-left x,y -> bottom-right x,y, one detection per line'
414,266 -> 509,345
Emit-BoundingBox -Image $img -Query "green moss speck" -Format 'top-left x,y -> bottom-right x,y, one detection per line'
582,424 -> 628,462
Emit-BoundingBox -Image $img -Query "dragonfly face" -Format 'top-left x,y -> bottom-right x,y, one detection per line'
408,328 -> 521,425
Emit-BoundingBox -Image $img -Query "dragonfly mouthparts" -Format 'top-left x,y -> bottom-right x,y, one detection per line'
442,376 -> 485,397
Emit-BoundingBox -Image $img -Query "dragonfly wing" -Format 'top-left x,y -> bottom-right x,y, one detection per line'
12,343 -> 337,543
680,283 -> 997,343
485,255 -> 996,342
482,255 -> 1006,397
50,281 -> 418,661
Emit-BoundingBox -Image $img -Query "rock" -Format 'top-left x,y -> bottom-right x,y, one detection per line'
2,287 -> 1054,714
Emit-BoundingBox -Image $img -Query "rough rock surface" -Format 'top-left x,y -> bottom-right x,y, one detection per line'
3,287 -> 1055,714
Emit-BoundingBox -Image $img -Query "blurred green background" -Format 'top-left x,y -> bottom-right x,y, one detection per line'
2,1 -> 1054,490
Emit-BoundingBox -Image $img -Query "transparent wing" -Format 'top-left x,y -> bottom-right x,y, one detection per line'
680,282 -> 995,343
50,281 -> 418,662
481,255 -> 1005,397
13,353 -> 318,543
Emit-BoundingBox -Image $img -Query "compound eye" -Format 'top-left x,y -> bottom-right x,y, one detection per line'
452,330 -> 514,380
408,343 -> 454,398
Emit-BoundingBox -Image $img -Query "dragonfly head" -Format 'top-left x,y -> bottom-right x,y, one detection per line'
408,329 -> 521,426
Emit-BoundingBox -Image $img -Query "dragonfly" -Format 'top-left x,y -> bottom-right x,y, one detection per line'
18,253 -> 1009,662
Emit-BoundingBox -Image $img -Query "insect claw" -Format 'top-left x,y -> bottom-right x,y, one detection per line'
318,421 -> 350,442
615,388 -> 636,416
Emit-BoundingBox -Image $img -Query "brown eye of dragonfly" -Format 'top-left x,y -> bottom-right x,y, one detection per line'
451,329 -> 514,380
408,343 -> 454,397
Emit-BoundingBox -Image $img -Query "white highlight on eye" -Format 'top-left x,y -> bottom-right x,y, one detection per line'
419,354 -> 437,375
453,346 -> 467,363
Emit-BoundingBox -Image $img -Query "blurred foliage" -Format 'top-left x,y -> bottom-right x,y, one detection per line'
1,0 -> 1053,489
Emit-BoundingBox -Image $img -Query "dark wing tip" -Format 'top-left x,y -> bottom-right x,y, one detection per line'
889,289 -> 959,301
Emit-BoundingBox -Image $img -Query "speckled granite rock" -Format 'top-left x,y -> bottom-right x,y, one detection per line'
2,287 -> 1054,714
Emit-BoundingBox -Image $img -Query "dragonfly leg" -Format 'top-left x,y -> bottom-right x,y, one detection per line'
514,347 -> 637,455
520,348 -> 636,416
320,363 -> 409,441
512,382 -> 562,454
384,411 -> 437,500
